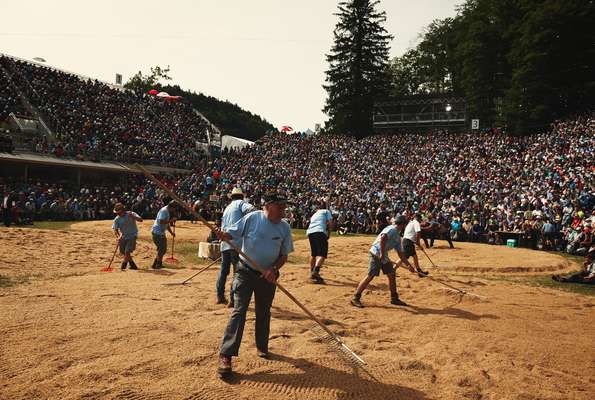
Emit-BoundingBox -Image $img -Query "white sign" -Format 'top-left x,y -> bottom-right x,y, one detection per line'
471,119 -> 479,130
115,73 -> 122,85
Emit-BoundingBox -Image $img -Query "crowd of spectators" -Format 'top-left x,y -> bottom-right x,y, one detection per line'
0,56 -> 210,168
0,66 -> 28,122
178,113 -> 594,256
1,111 -> 593,257
0,174 -> 182,226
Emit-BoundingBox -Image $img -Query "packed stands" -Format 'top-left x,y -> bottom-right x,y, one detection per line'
0,55 -> 214,168
2,112 -> 593,255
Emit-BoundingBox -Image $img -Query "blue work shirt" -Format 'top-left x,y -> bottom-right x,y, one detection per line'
112,212 -> 140,240
221,199 -> 256,251
151,206 -> 170,236
369,224 -> 402,261
226,211 -> 294,271
306,209 -> 333,237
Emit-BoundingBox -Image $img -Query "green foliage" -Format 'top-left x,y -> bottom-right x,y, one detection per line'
19,221 -> 75,230
162,85 -> 275,141
324,0 -> 393,137
503,0 -> 595,132
124,65 -> 172,94
391,19 -> 460,97
390,0 -> 595,132
123,65 -> 274,141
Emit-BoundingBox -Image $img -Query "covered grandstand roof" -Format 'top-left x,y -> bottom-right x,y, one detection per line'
222,135 -> 254,150
0,152 -> 191,174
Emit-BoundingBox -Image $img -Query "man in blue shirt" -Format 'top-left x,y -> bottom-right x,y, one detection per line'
216,192 -> 294,377
151,200 -> 177,269
217,187 -> 256,306
112,202 -> 143,270
306,201 -> 334,284
351,215 -> 415,308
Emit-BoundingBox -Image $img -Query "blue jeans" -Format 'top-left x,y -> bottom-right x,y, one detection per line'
217,250 -> 239,300
220,265 -> 277,356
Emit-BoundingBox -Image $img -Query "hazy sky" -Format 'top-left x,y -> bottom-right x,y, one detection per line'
0,0 -> 460,132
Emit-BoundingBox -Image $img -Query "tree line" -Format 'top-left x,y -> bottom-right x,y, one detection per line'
324,0 -> 595,135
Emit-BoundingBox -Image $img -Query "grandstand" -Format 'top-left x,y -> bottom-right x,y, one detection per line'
0,53 -> 222,180
0,56 -> 592,258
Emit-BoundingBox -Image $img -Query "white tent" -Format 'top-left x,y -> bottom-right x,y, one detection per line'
222,135 -> 254,150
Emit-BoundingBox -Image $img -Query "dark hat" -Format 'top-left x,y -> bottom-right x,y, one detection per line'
264,192 -> 288,205
168,200 -> 179,208
393,215 -> 407,225
113,202 -> 125,213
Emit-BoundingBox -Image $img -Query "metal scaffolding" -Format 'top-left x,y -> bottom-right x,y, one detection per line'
374,96 -> 467,133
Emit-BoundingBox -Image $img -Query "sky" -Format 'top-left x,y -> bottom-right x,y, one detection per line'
0,0 -> 461,132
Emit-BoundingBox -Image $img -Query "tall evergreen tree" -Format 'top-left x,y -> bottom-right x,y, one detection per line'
323,0 -> 393,138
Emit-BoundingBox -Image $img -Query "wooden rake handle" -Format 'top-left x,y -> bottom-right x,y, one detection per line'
135,164 -> 342,341
181,256 -> 221,284
417,244 -> 438,268
108,242 -> 119,266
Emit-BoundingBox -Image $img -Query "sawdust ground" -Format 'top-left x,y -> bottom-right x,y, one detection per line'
0,221 -> 593,400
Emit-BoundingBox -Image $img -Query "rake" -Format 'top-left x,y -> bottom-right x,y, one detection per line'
100,243 -> 119,272
308,323 -> 380,383
418,245 -> 439,268
161,257 -> 221,286
136,164 -> 368,370
398,264 -> 487,300
164,224 -> 179,263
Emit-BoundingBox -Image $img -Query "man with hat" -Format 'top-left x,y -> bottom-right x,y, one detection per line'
216,191 -> 294,377
216,187 -> 256,306
151,200 -> 177,269
351,215 -> 416,308
112,202 -> 143,270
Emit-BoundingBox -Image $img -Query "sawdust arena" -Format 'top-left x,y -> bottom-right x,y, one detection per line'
1,220 -> 593,400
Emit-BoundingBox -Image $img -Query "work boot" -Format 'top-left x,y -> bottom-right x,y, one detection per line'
217,355 -> 232,377
153,260 -> 163,269
216,296 -> 227,305
350,294 -> 364,308
129,260 -> 138,270
120,261 -> 128,270
310,272 -> 324,284
416,267 -> 429,277
391,294 -> 408,306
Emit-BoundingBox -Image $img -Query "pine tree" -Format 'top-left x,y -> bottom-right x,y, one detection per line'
323,0 -> 393,138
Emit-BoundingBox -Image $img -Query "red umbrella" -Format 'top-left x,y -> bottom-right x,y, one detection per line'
280,126 -> 293,133
148,89 -> 159,95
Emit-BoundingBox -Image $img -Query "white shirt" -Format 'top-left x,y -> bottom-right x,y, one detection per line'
403,219 -> 421,241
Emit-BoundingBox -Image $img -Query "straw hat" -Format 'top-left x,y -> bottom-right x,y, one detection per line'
229,187 -> 244,197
